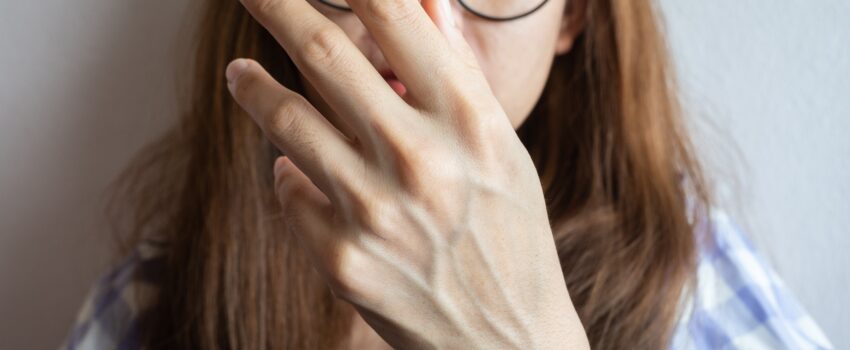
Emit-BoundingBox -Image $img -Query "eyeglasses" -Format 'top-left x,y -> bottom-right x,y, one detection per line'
316,0 -> 550,22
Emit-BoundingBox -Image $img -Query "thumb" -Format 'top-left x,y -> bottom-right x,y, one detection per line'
422,0 -> 478,66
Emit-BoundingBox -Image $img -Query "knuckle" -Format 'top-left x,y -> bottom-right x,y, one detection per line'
462,115 -> 503,160
269,96 -> 308,136
391,135 -> 426,169
461,104 -> 500,138
332,179 -> 395,237
392,137 -> 439,191
324,244 -> 365,299
366,0 -> 419,24
358,199 -> 396,234
446,96 -> 484,129
301,26 -> 346,67
445,91 -> 505,138
366,113 -> 413,159
344,188 -> 380,227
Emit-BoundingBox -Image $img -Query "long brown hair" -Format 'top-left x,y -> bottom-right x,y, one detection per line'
108,0 -> 709,348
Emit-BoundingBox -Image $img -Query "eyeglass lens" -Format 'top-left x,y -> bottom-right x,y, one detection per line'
317,0 -> 549,22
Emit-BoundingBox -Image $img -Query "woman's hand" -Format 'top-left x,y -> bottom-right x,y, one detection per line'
226,0 -> 588,348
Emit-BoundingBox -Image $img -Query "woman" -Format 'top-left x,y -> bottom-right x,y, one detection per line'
63,0 -> 832,348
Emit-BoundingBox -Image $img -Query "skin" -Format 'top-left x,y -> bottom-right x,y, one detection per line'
226,0 -> 590,348
304,0 -> 584,130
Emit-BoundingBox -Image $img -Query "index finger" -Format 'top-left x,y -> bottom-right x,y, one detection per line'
239,0 -> 410,140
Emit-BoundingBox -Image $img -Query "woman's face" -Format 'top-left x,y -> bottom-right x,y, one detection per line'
303,0 -> 581,129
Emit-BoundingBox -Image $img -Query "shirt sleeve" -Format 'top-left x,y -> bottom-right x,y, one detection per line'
61,251 -> 147,350
672,210 -> 834,350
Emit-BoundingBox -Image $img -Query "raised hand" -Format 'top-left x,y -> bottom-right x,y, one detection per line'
226,0 -> 588,348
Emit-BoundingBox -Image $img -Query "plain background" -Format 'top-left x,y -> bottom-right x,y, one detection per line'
0,0 -> 847,348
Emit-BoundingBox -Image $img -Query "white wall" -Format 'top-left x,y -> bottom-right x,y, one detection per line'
0,0 -> 846,349
0,1 -> 189,348
659,0 -> 850,348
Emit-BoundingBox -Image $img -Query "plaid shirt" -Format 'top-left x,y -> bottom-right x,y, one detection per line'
62,210 -> 833,349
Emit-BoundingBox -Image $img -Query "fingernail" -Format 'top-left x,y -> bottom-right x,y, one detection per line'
226,59 -> 250,84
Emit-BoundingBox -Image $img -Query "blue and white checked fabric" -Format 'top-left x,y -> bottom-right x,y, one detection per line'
671,211 -> 832,349
62,210 -> 833,349
62,242 -> 161,350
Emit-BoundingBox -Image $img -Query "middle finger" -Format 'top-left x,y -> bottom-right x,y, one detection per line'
347,0 -> 482,105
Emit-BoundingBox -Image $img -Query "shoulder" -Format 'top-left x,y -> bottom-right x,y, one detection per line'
61,240 -> 164,350
671,209 -> 833,350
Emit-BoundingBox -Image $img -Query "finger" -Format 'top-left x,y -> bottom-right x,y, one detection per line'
274,156 -> 337,265
238,0 -> 410,144
421,0 -> 502,131
274,156 -> 363,297
274,155 -> 335,239
227,58 -> 361,205
422,0 -> 479,67
346,0 -> 489,105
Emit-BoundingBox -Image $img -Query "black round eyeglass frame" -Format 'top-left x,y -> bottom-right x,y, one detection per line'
316,0 -> 551,22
